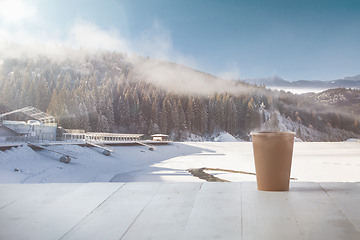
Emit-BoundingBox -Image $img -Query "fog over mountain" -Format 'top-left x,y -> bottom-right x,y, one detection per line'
0,44 -> 359,142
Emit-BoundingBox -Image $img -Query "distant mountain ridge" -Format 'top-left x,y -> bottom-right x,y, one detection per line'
305,88 -> 360,115
241,74 -> 360,90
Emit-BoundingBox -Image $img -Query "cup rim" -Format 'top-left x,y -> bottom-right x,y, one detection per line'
250,131 -> 296,136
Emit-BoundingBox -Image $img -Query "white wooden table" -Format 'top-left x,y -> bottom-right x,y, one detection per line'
0,182 -> 359,240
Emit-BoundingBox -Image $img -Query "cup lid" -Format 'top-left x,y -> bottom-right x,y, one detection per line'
250,131 -> 296,136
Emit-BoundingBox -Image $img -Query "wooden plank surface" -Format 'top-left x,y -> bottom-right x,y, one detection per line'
0,183 -> 123,240
121,182 -> 202,240
0,184 -> 41,209
62,182 -> 163,240
1,182 -> 360,240
242,182 -> 360,240
320,182 -> 360,232
183,182 -> 242,240
285,182 -> 360,240
242,182 -> 304,240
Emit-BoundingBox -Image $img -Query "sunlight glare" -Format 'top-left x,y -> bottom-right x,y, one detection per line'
0,0 -> 35,22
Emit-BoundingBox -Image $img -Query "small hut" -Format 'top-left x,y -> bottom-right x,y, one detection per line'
151,134 -> 169,141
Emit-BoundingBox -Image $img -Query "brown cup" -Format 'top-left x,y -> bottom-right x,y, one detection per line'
251,131 -> 295,191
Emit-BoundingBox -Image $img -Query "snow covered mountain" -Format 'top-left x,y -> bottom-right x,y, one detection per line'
0,44 -> 359,142
241,74 -> 360,91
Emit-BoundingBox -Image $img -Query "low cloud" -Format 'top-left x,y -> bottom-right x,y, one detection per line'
0,17 -> 196,66
66,19 -> 131,52
217,62 -> 241,80
134,20 -> 198,69
0,0 -> 36,23
129,56 -> 252,96
0,18 -> 132,60
0,5 -> 249,96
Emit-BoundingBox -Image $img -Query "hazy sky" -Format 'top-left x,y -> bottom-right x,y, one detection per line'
0,0 -> 359,81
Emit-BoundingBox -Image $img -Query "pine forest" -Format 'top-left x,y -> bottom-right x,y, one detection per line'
1,45 -> 359,141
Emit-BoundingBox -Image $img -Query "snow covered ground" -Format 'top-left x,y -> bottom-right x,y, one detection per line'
1,140 -> 359,184
267,86 -> 328,94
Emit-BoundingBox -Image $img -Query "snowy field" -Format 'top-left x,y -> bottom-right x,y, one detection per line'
267,86 -> 360,94
1,140 -> 360,184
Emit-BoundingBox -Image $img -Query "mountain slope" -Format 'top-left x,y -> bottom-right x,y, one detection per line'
0,44 -> 359,141
304,88 -> 360,115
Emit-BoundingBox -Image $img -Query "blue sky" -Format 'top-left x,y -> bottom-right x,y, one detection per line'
0,0 -> 359,81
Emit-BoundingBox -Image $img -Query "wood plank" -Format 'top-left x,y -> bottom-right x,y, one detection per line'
286,182 -> 360,240
28,143 -> 78,159
320,182 -> 360,232
183,182 -> 242,240
0,184 -> 42,209
242,182 -> 304,240
135,141 -> 156,150
85,141 -> 115,153
0,183 -> 123,240
1,182 -> 359,240
121,182 -> 202,240
61,182 -> 163,240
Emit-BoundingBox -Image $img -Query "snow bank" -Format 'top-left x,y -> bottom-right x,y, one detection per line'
0,142 -> 217,183
185,133 -> 205,142
213,131 -> 240,142
345,138 -> 359,142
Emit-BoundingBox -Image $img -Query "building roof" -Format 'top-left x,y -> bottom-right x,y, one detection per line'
86,132 -> 144,137
151,134 -> 169,137
0,107 -> 55,125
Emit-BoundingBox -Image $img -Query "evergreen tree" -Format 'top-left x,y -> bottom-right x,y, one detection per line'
245,97 -> 260,132
186,98 -> 195,132
117,95 -> 130,130
226,97 -> 236,134
36,76 -> 51,112
19,72 -> 31,107
149,101 -> 160,134
160,100 -> 167,134
78,101 -> 91,132
214,94 -> 224,130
